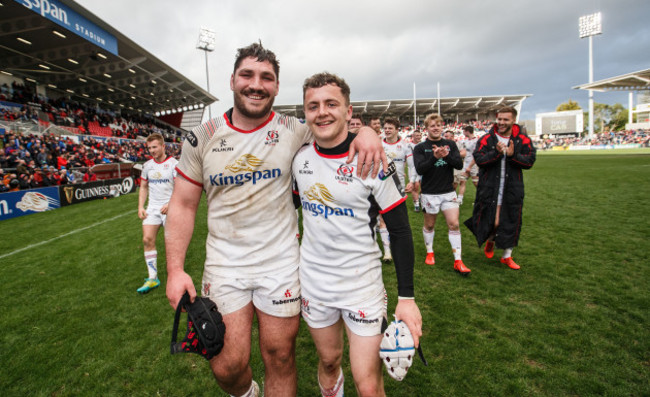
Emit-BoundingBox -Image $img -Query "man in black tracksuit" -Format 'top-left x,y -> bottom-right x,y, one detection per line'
413,113 -> 471,275
464,106 -> 536,270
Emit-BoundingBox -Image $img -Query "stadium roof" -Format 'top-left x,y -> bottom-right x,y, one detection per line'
0,0 -> 217,118
273,94 -> 532,121
573,68 -> 650,92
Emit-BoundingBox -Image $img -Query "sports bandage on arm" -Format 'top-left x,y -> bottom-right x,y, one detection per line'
382,202 -> 414,298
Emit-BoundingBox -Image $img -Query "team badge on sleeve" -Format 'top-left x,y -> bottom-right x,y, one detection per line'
379,319 -> 428,381
186,132 -> 198,147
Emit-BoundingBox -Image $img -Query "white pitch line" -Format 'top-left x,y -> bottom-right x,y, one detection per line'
0,210 -> 136,260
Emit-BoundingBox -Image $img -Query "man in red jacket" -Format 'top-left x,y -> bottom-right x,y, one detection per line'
464,106 -> 536,270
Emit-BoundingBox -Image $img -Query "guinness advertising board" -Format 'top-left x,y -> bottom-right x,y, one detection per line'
60,177 -> 136,206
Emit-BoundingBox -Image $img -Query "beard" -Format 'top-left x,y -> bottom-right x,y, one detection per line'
233,89 -> 275,120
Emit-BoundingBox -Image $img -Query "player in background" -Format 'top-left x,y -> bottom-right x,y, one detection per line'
349,114 -> 364,133
464,107 -> 536,270
444,130 -> 462,195
294,72 -> 422,397
165,43 -> 387,397
413,114 -> 471,275
378,118 -> 417,262
409,129 -> 423,212
457,126 -> 479,205
369,116 -> 383,138
137,133 -> 178,294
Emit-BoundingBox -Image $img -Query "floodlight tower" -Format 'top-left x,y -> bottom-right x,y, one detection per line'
197,27 -> 216,120
579,12 -> 602,140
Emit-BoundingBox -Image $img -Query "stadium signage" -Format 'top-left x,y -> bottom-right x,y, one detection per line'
0,187 -> 60,221
60,177 -> 135,206
15,0 -> 118,56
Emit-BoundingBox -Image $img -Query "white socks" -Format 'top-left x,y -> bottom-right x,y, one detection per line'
231,380 -> 259,397
502,248 -> 513,259
144,250 -> 157,279
319,368 -> 344,397
448,230 -> 462,260
423,228 -> 434,253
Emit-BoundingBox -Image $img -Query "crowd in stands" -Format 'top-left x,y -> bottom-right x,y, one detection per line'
0,128 -> 180,193
537,129 -> 650,150
1,81 -> 182,143
397,120 -> 650,150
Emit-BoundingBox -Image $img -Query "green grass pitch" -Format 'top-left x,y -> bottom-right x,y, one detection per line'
0,151 -> 648,396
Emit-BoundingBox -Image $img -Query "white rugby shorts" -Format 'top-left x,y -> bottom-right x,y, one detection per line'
201,264 -> 301,317
142,206 -> 166,226
301,289 -> 387,337
421,191 -> 459,214
458,164 -> 479,182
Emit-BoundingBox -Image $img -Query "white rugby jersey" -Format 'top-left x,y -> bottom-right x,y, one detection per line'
461,137 -> 478,169
292,143 -> 406,306
141,156 -> 178,207
382,137 -> 417,186
177,111 -> 312,277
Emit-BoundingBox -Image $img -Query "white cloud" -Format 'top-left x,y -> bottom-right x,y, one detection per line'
76,0 -> 650,121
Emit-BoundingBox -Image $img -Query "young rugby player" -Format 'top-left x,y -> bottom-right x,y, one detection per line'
293,72 -> 422,397
413,115 -> 471,275
137,133 -> 177,293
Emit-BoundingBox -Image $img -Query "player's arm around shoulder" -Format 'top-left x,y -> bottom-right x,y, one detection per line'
347,126 -> 388,179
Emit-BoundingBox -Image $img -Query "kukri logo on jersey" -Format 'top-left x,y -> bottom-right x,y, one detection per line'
301,183 -> 355,219
209,154 -> 281,187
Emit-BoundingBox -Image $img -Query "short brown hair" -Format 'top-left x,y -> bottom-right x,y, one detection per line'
496,106 -> 518,118
146,133 -> 164,144
234,42 -> 280,79
424,113 -> 444,127
302,72 -> 351,105
383,117 -> 399,129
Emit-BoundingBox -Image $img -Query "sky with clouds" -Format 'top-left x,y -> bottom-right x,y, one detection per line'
75,0 -> 649,122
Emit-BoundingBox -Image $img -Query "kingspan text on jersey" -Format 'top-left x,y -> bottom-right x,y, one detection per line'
209,168 -> 281,187
302,200 -> 355,219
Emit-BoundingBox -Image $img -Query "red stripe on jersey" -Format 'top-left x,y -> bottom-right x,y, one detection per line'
379,196 -> 407,214
175,167 -> 203,187
224,111 -> 275,133
204,119 -> 217,138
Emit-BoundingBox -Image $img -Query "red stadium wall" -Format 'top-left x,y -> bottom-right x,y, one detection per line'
158,113 -> 183,128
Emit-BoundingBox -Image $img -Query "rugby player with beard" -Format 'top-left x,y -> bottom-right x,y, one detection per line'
293,72 -> 421,397
165,43 -> 387,397
464,107 -> 536,270
369,116 -> 382,137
